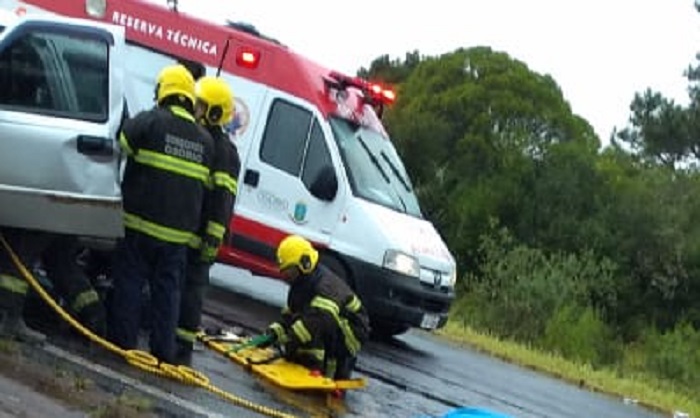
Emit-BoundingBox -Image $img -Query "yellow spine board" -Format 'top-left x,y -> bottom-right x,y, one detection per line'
198,334 -> 367,391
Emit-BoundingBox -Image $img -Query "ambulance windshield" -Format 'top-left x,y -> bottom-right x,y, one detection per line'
330,117 -> 422,218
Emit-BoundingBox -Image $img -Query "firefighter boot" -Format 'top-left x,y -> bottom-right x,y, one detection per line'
0,309 -> 46,344
174,340 -> 193,366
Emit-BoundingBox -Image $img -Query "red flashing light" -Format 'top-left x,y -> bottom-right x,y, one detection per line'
381,88 -> 396,104
366,82 -> 397,106
236,47 -> 260,69
325,71 -> 397,109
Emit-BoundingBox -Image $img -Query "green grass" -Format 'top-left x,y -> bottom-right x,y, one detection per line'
435,320 -> 700,417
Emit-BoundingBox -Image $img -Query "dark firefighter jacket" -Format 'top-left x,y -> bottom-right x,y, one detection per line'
268,265 -> 371,362
199,125 -> 240,258
119,106 -> 214,247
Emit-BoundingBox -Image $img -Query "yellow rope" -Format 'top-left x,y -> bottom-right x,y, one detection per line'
0,233 -> 297,418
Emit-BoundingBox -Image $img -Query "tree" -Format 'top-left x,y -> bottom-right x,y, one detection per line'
615,3 -> 700,166
377,46 -> 598,273
615,90 -> 692,166
357,50 -> 422,85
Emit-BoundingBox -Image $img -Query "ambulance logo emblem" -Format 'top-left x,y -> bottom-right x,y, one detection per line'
226,97 -> 251,138
291,202 -> 308,224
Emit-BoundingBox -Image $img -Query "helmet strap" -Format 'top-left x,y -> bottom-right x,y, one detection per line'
207,104 -> 223,125
299,254 -> 312,273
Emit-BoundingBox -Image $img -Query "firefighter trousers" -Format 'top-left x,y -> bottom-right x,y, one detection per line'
176,253 -> 211,352
40,236 -> 106,335
0,229 -> 50,314
107,231 -> 186,363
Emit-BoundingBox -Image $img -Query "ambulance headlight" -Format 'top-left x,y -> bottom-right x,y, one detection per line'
85,0 -> 106,18
383,250 -> 419,278
447,269 -> 457,288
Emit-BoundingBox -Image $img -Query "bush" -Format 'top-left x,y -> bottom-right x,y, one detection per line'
641,322 -> 700,392
541,304 -> 621,366
457,225 -> 618,344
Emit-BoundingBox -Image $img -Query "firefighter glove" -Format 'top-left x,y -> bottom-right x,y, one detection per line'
251,332 -> 275,349
200,235 -> 221,264
264,322 -> 287,347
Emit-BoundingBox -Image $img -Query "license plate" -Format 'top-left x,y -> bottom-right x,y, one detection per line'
420,313 -> 440,330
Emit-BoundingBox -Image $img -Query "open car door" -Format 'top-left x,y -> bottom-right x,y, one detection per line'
0,13 -> 125,238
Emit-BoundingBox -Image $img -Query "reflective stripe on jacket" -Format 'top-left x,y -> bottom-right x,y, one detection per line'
199,125 -> 241,245
281,266 -> 370,357
119,106 -> 215,242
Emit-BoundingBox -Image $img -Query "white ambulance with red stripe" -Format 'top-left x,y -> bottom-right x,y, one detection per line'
2,0 -> 456,336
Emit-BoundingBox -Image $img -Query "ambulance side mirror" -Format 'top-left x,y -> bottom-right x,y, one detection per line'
309,165 -> 338,201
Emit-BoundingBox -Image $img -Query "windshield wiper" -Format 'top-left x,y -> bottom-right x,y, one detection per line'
357,135 -> 390,184
381,152 -> 411,193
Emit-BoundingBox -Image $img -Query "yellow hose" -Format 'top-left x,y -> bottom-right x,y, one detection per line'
0,233 -> 297,418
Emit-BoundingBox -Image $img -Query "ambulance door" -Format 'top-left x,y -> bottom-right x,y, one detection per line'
236,95 -> 344,250
0,17 -> 126,238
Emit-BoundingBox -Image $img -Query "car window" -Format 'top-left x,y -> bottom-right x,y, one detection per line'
0,31 -> 108,122
62,43 -> 108,117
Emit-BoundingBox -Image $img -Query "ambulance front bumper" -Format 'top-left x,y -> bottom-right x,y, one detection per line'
349,258 -> 455,330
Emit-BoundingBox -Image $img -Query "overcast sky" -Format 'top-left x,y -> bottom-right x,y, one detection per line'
161,0 -> 700,144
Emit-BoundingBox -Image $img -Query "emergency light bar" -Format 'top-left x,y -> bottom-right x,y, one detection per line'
324,71 -> 396,117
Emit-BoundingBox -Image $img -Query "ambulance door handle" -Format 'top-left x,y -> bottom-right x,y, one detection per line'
243,169 -> 259,187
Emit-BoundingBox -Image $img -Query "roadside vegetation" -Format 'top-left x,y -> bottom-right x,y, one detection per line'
436,320 -> 700,417
360,4 -> 700,416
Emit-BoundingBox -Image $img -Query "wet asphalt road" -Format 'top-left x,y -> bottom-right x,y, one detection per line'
23,262 -> 666,418
198,264 -> 663,418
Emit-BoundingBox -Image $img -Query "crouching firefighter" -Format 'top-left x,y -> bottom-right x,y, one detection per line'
0,229 -> 51,343
261,235 -> 371,380
1,230 -> 107,343
176,76 -> 240,364
36,235 -> 107,337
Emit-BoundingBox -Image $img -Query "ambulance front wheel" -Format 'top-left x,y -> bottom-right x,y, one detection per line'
370,320 -> 409,339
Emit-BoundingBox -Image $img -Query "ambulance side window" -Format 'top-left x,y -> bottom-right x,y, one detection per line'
261,99 -> 312,176
301,120 -> 332,190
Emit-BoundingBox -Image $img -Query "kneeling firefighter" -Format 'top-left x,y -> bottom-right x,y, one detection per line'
262,235 -> 371,380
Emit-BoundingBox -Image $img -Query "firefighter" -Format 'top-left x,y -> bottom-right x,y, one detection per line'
36,235 -> 107,337
107,64 -> 215,364
0,228 -> 50,343
262,235 -> 371,380
175,76 -> 240,364
1,230 -> 107,343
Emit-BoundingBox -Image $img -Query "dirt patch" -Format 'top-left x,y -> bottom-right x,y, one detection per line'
0,338 -> 157,418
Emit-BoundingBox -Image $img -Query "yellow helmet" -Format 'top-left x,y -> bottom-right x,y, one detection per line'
155,64 -> 196,106
276,235 -> 318,274
195,76 -> 235,126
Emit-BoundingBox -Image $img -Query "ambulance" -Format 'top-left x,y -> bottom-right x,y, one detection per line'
1,0 -> 457,337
